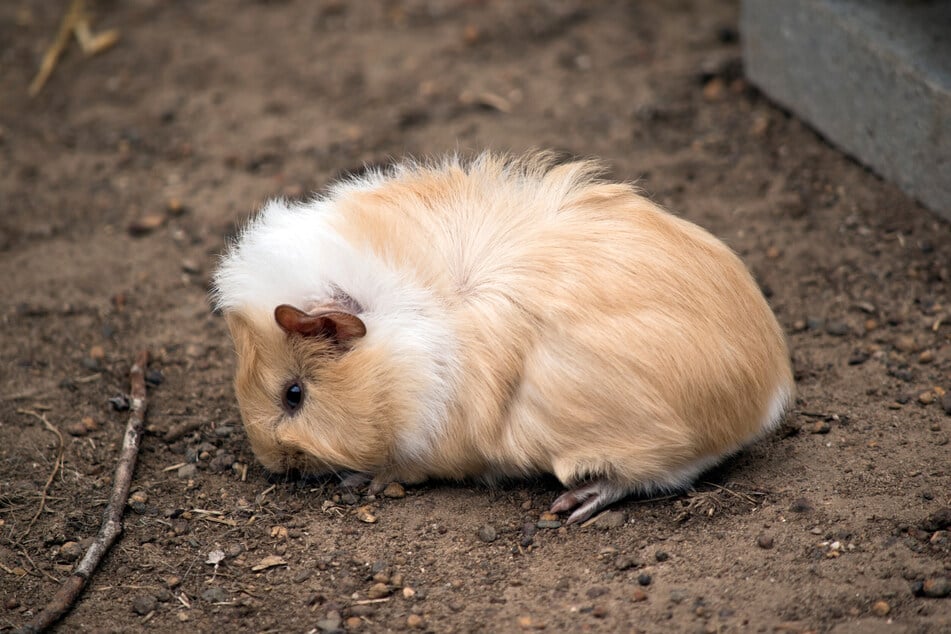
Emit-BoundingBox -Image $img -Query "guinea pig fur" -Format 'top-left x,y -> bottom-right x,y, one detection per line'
213,152 -> 794,523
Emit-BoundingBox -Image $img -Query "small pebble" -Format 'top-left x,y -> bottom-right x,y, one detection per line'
130,490 -> 148,505
789,498 -> 813,513
367,582 -> 391,599
586,586 -> 609,599
201,587 -> 228,603
406,614 -> 424,629
66,421 -> 89,437
655,551 -> 669,562
591,510 -> 626,529
536,519 -> 561,529
382,482 -> 405,498
59,541 -> 83,562
128,213 -> 166,236
756,534 -> 775,549
345,616 -> 362,630
165,575 -> 182,588
4,597 -> 20,610
919,391 -> 935,405
166,198 -> 186,216
539,511 -> 558,522
637,573 -> 652,586
895,335 -> 919,353
918,350 -> 935,364
941,392 -> 951,415
81,416 -> 98,432
614,556 -> 637,571
316,617 -> 342,632
871,600 -> 890,616
131,594 -> 157,615
669,589 -> 687,604
109,395 -> 130,411
145,369 -> 164,385
402,587 -> 416,599
864,319 -> 878,332
177,463 -> 198,479
808,421 -> 831,434
847,350 -> 869,365
591,605 -> 608,618
914,577 -> 951,598
632,589 -> 648,602
825,321 -> 850,337
88,345 -> 105,360
477,525 -> 498,542
355,506 -> 377,523
181,258 -> 201,275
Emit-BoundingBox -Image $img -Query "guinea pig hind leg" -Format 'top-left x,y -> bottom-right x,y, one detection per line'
550,479 -> 632,525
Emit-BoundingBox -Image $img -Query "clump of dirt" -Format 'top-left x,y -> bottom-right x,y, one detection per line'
1,1 -> 949,632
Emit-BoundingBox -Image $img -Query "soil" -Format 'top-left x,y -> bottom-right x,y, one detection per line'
1,1 -> 950,632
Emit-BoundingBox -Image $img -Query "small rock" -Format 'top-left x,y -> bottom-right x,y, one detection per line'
345,616 -> 362,630
131,594 -> 157,615
130,490 -> 148,505
756,534 -> 775,549
406,614 -> 424,629
164,575 -> 182,588
109,394 -> 130,411
66,421 -> 89,437
355,506 -> 377,524
81,416 -> 99,432
591,604 -> 608,618
847,350 -> 869,365
918,350 -> 935,364
789,498 -> 813,513
128,213 -> 166,237
316,617 -> 342,632
181,258 -> 201,275
614,556 -> 637,571
80,356 -> 101,371
637,573 -> 652,586
145,369 -> 164,385
88,345 -> 105,360
895,335 -> 919,353
808,421 -> 831,434
402,586 -> 416,599
864,319 -> 878,332
913,577 -> 951,598
632,589 -> 648,602
5,597 -> 21,610
586,586 -> 609,599
919,391 -> 935,405
367,582 -> 391,599
177,463 -> 197,479
539,511 -> 559,522
477,525 -> 498,543
591,510 -> 626,529
702,77 -> 725,101
669,589 -> 687,604
154,588 -> 172,602
382,482 -> 405,498
520,522 -> 537,547
871,600 -> 890,616
825,321 -> 850,337
59,541 -> 83,562
536,519 -> 561,529
921,508 -> 951,532
941,392 -> 951,415
201,587 -> 228,603
655,551 -> 669,562
166,198 -> 186,216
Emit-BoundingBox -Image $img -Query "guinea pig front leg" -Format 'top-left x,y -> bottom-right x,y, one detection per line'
550,479 -> 632,525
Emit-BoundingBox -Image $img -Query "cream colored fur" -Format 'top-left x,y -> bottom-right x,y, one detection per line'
214,152 -> 794,520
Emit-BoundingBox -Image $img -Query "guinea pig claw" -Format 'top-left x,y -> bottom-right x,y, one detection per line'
550,480 -> 629,525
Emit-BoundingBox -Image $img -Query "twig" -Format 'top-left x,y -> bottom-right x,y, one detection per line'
19,350 -> 150,634
28,0 -> 119,97
15,409 -> 65,539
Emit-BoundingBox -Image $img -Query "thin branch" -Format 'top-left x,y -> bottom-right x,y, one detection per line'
18,350 -> 150,634
16,410 -> 65,539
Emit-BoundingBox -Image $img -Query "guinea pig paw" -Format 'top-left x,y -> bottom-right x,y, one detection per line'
550,480 -> 630,525
338,472 -> 372,490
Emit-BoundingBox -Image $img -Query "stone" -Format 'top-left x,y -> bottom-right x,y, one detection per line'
742,0 -> 951,218
477,525 -> 498,542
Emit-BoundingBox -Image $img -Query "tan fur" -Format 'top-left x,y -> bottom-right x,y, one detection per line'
220,152 -> 794,502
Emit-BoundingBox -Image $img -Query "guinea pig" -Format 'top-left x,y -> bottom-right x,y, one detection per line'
213,152 -> 794,524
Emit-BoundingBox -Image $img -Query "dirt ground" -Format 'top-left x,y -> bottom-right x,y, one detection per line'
1,1 -> 950,632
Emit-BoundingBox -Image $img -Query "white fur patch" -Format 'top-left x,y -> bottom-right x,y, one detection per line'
213,195 -> 459,463
759,381 -> 793,434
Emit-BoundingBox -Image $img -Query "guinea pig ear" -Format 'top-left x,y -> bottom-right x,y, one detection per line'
274,304 -> 367,344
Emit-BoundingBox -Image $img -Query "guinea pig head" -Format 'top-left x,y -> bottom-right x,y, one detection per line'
224,303 -> 397,477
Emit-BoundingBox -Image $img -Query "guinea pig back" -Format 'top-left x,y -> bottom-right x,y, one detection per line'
213,152 -> 794,523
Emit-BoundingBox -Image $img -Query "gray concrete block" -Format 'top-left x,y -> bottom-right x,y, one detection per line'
741,0 -> 951,219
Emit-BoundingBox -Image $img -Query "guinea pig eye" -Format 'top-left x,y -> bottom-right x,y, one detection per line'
282,382 -> 304,414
